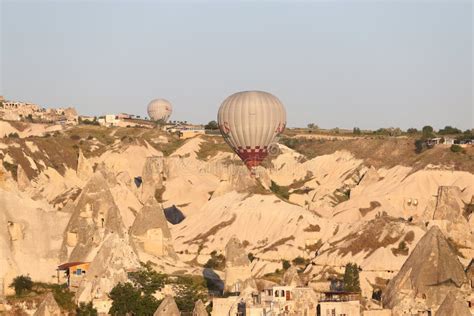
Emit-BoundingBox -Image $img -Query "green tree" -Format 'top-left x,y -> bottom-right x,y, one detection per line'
438,126 -> 462,135
422,125 -> 435,139
9,275 -> 33,296
406,128 -> 418,134
353,127 -> 361,135
307,123 -> 318,130
205,120 -> 219,130
343,263 -> 361,292
128,262 -> 167,295
109,282 -> 160,316
173,275 -> 208,312
76,302 -> 98,316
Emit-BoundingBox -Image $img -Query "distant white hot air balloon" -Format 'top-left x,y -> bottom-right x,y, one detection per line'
217,91 -> 286,171
147,99 -> 172,122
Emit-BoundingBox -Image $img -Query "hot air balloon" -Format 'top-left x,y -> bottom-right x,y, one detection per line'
147,99 -> 172,122
217,91 -> 286,172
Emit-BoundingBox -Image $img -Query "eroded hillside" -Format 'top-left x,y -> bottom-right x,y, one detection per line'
0,122 -> 472,308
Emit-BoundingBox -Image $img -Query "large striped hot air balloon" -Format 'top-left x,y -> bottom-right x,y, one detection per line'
217,91 -> 286,171
147,99 -> 172,122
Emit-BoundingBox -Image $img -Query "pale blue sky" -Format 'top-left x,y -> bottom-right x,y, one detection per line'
1,1 -> 472,129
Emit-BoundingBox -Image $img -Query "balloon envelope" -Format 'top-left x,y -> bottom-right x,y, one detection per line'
217,91 -> 286,170
147,99 -> 172,122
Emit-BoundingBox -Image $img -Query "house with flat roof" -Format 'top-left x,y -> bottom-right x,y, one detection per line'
57,261 -> 90,290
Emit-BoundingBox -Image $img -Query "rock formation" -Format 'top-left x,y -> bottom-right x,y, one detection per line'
224,236 -> 256,292
16,164 -> 30,191
75,234 -> 140,303
357,166 -> 380,186
60,173 -> 125,262
436,291 -> 471,316
432,186 -> 465,222
154,295 -> 180,316
76,149 -> 93,181
382,226 -> 470,314
282,266 -> 303,287
140,156 -> 164,203
130,198 -> 177,259
33,292 -> 61,316
193,299 -> 208,316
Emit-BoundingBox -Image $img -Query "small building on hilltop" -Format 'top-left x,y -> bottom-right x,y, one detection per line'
57,262 -> 90,290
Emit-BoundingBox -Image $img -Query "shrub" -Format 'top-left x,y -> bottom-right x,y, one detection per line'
282,260 -> 291,270
76,302 -> 98,316
450,144 -> 464,153
7,132 -> 19,138
204,251 -> 226,270
51,284 -> 75,311
415,139 -> 427,154
10,275 -> 33,296
292,256 -> 307,266
248,253 -> 255,262
270,181 -> 289,200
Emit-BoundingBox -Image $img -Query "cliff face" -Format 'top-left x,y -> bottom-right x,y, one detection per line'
0,127 -> 473,315
382,226 -> 470,313
224,236 -> 256,292
60,173 -> 125,262
75,234 -> 140,303
130,198 -> 177,260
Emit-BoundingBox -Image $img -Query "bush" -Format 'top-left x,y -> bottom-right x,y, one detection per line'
282,260 -> 291,270
51,284 -> 75,311
7,132 -> 19,138
76,302 -> 98,316
450,144 -> 464,153
292,256 -> 307,266
10,275 -> 33,296
415,139 -> 427,154
248,253 -> 255,262
270,181 -> 289,200
204,251 -> 226,270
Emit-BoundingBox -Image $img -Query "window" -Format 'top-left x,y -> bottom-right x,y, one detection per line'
76,268 -> 82,275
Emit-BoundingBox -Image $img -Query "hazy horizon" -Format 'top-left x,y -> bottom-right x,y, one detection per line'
1,1 -> 472,130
